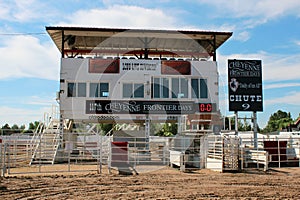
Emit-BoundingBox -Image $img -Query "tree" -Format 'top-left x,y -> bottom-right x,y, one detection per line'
262,110 -> 293,133
155,123 -> 177,137
2,123 -> 10,130
11,124 -> 19,130
28,121 -> 40,130
238,118 -> 252,131
1,123 -> 12,135
19,125 -> 25,130
98,123 -> 113,135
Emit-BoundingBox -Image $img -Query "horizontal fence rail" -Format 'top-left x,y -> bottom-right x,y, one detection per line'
1,133 -> 300,176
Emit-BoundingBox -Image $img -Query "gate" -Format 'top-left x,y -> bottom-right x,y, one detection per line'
206,135 -> 240,172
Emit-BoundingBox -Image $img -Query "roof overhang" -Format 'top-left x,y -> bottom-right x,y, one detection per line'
46,26 -> 232,60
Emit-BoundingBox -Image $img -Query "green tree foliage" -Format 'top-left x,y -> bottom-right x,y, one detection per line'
262,110 -> 293,133
224,116 -> 260,132
99,123 -> 113,135
1,123 -> 25,135
238,118 -> 252,131
155,123 -> 177,137
2,124 -> 10,130
28,121 -> 40,130
1,124 -> 11,135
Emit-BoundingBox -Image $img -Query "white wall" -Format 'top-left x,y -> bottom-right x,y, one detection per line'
59,58 -> 219,122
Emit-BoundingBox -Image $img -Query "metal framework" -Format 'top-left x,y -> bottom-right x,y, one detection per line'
46,26 -> 232,61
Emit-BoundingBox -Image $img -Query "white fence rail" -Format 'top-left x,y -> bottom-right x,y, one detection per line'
1,133 -> 300,176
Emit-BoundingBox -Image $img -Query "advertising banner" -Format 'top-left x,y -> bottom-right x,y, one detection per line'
161,60 -> 191,75
228,59 -> 263,111
89,58 -> 120,73
86,100 -> 216,115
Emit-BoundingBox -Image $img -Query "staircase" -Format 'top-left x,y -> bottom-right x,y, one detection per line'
29,119 -> 61,165
29,106 -> 72,165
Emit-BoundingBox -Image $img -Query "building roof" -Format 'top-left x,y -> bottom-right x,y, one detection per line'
46,26 -> 232,59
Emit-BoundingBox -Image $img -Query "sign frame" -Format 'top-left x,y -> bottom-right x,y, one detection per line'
228,59 -> 263,112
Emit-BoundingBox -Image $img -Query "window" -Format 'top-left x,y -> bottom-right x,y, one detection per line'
191,78 -> 208,99
171,78 -> 188,98
162,78 -> 169,98
123,83 -> 144,98
78,83 -> 86,97
90,83 -> 109,98
67,83 -> 76,97
123,83 -> 132,98
153,78 -> 160,98
191,79 -> 199,98
180,78 -> 188,98
153,77 -> 188,99
152,77 -> 169,98
171,78 -> 179,98
90,83 -> 99,97
67,82 -> 87,97
200,79 -> 208,98
134,83 -> 144,98
100,83 -> 109,97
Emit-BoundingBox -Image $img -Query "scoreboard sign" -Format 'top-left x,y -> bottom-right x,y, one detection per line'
228,59 -> 263,112
86,100 -> 216,115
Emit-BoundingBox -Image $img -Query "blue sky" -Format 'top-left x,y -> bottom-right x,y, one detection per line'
1,0 -> 300,129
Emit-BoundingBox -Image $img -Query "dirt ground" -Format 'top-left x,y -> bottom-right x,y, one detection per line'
1,166 -> 300,200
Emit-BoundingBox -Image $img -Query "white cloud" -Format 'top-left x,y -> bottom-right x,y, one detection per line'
264,82 -> 300,90
0,0 -> 39,21
24,95 -> 57,106
0,0 -> 61,23
235,31 -> 250,42
196,0 -> 300,39
0,35 -> 60,80
102,0 -> 172,6
0,1 -> 10,20
197,0 -> 300,20
217,51 -> 300,83
61,5 -> 179,29
0,106 -> 54,127
265,91 -> 300,106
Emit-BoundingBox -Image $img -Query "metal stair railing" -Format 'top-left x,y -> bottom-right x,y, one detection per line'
29,121 -> 45,165
30,113 -> 65,165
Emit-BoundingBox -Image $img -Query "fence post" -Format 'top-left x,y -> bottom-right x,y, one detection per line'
1,143 -> 6,177
99,135 -> 102,174
0,143 -> 3,177
108,136 -> 112,174
278,140 -> 281,168
4,143 -> 8,176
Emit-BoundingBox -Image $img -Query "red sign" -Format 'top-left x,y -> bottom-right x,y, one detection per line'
89,59 -> 120,73
161,60 -> 191,75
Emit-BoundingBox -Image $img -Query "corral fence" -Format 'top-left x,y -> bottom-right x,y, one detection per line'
1,133 -> 300,176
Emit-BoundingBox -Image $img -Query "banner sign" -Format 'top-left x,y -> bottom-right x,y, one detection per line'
161,60 -> 191,75
228,59 -> 263,111
89,59 -> 119,73
88,59 -> 191,75
121,59 -> 159,72
86,100 -> 216,115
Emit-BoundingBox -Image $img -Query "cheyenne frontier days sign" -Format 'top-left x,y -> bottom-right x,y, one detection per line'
86,100 -> 216,115
228,59 -> 263,112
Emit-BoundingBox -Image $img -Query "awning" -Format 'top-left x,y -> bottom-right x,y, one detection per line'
46,26 -> 232,59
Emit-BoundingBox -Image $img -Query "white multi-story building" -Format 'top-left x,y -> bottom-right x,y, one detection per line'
46,27 -> 232,134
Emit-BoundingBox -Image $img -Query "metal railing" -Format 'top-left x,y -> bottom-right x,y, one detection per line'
1,133 -> 300,177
